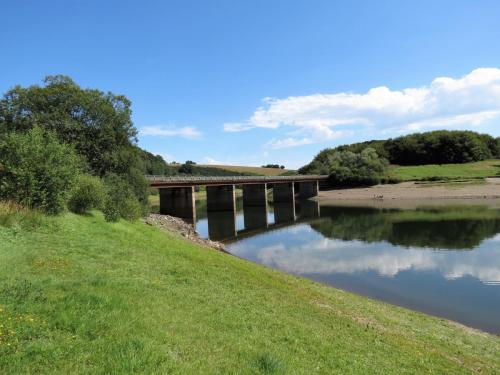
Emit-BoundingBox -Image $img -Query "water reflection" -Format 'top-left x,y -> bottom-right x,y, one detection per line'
243,206 -> 269,230
207,210 -> 237,241
196,200 -> 500,334
273,201 -> 296,223
297,199 -> 321,219
310,205 -> 500,249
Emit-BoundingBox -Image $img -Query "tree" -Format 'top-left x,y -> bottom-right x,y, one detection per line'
299,130 -> 498,174
0,76 -> 149,216
262,164 -> 280,169
0,127 -> 80,214
178,163 -> 194,174
384,131 -> 492,165
0,75 -> 136,177
327,148 -> 388,186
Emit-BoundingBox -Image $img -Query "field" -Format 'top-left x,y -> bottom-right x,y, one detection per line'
388,159 -> 500,181
198,164 -> 293,176
0,205 -> 499,374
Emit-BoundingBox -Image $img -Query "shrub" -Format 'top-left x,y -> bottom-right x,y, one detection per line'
68,175 -> 106,214
327,148 -> 388,186
103,174 -> 143,222
119,197 -> 143,221
0,127 -> 80,214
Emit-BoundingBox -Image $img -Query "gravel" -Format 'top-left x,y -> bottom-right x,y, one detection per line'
144,213 -> 226,252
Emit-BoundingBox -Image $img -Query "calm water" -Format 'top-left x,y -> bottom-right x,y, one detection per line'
194,198 -> 500,334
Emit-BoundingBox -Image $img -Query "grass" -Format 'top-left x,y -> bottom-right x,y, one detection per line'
388,159 -> 500,182
198,164 -> 293,176
0,206 -> 499,374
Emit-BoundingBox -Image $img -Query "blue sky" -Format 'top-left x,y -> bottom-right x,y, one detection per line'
2,0 -> 500,169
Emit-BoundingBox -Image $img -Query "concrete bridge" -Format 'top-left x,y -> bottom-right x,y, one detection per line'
147,175 -> 329,225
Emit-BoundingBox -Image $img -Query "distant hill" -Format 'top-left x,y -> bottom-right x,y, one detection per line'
198,164 -> 295,176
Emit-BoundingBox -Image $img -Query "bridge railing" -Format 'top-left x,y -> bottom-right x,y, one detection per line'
146,175 -> 328,183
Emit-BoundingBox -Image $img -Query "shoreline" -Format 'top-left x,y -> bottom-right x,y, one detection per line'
317,178 -> 500,206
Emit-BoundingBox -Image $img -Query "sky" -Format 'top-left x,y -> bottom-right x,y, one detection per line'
2,0 -> 500,169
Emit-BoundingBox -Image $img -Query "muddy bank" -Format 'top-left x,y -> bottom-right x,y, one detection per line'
144,214 -> 226,252
318,178 -> 500,206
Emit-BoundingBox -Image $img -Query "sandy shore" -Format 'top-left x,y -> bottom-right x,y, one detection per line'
317,178 -> 500,208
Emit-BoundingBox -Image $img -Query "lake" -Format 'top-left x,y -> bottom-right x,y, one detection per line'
194,198 -> 500,334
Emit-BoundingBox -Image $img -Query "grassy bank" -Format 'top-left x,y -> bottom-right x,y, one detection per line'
0,207 -> 499,374
198,164 -> 292,176
388,159 -> 500,181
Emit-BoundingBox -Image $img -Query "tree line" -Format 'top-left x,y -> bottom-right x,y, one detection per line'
299,130 -> 500,186
261,164 -> 285,169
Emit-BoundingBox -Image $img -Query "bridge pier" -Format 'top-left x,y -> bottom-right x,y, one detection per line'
297,180 -> 319,199
242,183 -> 269,229
272,182 -> 295,203
159,187 -> 196,223
243,183 -> 268,207
206,185 -> 236,212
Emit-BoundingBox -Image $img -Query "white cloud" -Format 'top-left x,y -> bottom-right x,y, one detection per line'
223,122 -> 254,132
265,130 -> 352,150
158,153 -> 175,163
201,151 -> 276,167
225,68 -> 500,148
202,156 -> 231,165
140,125 -> 202,139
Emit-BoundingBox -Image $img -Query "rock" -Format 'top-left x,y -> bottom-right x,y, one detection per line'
144,214 -> 226,252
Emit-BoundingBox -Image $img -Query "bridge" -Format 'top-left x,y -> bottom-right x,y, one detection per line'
147,175 -> 329,224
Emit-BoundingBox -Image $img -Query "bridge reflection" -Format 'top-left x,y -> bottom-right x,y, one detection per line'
206,199 -> 321,242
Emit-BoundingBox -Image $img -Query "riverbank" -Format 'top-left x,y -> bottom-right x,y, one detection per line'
0,208 -> 499,373
144,213 -> 226,252
318,178 -> 500,203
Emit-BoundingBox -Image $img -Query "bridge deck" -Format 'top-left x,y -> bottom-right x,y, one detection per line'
147,175 -> 329,188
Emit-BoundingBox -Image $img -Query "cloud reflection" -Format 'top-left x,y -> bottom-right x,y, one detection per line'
230,230 -> 500,285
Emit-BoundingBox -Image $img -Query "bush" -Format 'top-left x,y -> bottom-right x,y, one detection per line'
119,197 -> 143,221
102,174 -> 143,222
0,127 -> 80,214
327,148 -> 388,186
68,175 -> 106,214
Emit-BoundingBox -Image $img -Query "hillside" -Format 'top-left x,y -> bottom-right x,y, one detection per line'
198,164 -> 293,176
0,207 -> 499,374
388,159 -> 500,181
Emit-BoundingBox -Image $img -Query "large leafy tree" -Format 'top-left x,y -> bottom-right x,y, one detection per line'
327,148 -> 388,186
0,76 -> 149,212
0,75 -> 137,177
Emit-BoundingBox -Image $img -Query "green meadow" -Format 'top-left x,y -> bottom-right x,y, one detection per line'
388,159 -> 500,182
0,205 -> 499,374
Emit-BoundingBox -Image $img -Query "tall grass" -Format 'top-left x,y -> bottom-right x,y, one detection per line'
0,202 -> 49,230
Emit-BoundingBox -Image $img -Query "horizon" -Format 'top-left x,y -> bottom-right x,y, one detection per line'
2,1 -> 500,169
